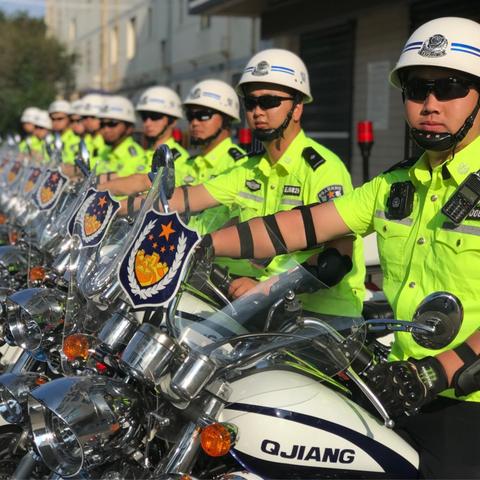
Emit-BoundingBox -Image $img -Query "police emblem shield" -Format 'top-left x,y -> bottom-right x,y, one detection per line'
23,167 -> 42,195
6,160 -> 22,184
68,188 -> 120,247
118,209 -> 200,308
33,169 -> 69,211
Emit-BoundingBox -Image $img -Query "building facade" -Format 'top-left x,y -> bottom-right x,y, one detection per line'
44,0 -> 261,104
189,0 -> 480,184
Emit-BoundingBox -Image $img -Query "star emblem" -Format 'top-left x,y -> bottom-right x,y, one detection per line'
98,196 -> 107,208
159,221 -> 175,241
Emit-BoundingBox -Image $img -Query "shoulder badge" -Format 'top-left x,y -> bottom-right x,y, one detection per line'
128,146 -> 138,157
228,147 -> 245,162
245,179 -> 261,192
383,157 -> 417,174
171,148 -> 181,161
302,147 -> 326,170
318,185 -> 343,203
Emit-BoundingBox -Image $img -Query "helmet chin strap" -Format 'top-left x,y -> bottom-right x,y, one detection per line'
190,126 -> 224,147
411,97 -> 480,153
146,121 -> 171,148
253,103 -> 296,142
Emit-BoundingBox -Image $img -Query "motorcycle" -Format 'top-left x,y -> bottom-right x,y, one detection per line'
6,149 -> 462,479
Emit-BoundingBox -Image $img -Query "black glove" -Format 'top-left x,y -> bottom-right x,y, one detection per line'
367,357 -> 448,417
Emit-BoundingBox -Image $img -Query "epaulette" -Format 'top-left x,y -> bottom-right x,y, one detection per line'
302,146 -> 326,170
383,157 -> 418,174
228,147 -> 246,162
171,148 -> 181,161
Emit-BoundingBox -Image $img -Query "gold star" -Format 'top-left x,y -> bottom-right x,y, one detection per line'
169,244 -> 175,252
152,242 -> 158,249
98,196 -> 107,208
160,246 -> 166,253
148,234 -> 154,241
159,221 -> 175,242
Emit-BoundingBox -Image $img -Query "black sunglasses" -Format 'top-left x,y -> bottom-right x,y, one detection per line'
185,109 -> 216,122
139,111 -> 166,121
100,120 -> 121,128
403,77 -> 474,102
244,95 -> 295,112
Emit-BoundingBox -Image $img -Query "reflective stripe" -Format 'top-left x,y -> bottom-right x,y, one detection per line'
374,210 -> 413,226
442,222 -> 480,236
280,198 -> 303,206
238,191 -> 264,203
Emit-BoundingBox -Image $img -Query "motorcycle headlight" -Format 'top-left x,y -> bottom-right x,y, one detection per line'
29,375 -> 141,477
6,288 -> 65,352
0,372 -> 47,424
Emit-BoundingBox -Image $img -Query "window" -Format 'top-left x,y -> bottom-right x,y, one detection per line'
86,40 -> 92,73
127,17 -> 136,60
110,26 -> 119,65
68,18 -> 76,42
148,6 -> 153,39
200,15 -> 210,30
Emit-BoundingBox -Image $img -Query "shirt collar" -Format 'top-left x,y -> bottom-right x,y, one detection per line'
203,137 -> 233,167
410,135 -> 480,186
256,129 -> 307,177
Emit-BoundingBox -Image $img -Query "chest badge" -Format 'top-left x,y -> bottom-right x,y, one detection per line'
245,179 -> 261,191
283,185 -> 301,196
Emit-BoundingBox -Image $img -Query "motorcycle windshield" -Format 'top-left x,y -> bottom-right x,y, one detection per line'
79,166 -> 168,305
168,260 -> 366,380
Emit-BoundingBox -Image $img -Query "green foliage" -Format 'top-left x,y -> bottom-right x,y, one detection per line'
0,11 -> 77,134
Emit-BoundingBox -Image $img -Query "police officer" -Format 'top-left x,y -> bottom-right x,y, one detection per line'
207,17 -> 480,477
32,110 -> 52,161
136,85 -> 189,176
93,95 -> 146,177
99,79 -> 244,197
78,93 -> 106,158
48,99 -> 80,165
167,49 -> 365,316
70,100 -> 87,138
19,107 -> 42,154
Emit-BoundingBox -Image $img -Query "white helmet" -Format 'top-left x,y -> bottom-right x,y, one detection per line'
21,107 -> 40,124
48,99 -> 72,115
136,86 -> 183,119
236,48 -> 312,103
390,17 -> 480,88
183,79 -> 240,122
33,110 -> 52,130
99,95 -> 136,124
70,99 -> 84,116
78,93 -> 105,117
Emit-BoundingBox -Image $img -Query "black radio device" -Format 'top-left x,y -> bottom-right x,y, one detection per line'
442,172 -> 480,225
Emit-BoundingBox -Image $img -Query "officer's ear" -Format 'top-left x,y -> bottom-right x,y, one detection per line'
292,102 -> 303,123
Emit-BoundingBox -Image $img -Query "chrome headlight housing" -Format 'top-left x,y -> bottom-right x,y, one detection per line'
0,372 -> 47,424
5,288 -> 65,352
29,375 -> 142,477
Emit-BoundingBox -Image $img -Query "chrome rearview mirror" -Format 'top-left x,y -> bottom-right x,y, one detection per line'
412,291 -> 463,350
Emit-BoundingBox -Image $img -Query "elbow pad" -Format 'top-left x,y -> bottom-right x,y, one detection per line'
308,247 -> 352,288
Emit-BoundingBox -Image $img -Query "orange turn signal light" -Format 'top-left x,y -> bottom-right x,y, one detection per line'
8,230 -> 18,245
29,266 -> 46,282
63,333 -> 91,361
200,422 -> 237,457
0,214 -> 6,225
35,376 -> 48,386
